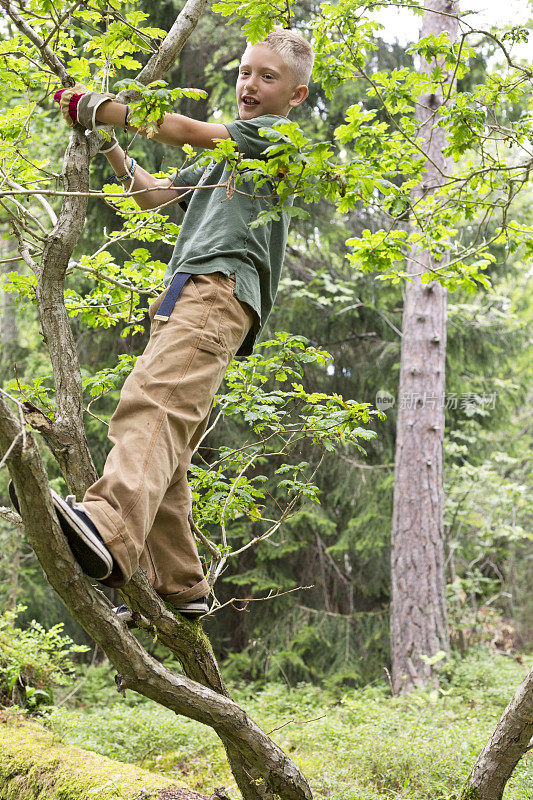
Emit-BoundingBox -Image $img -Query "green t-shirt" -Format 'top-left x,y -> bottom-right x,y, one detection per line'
164,114 -> 294,356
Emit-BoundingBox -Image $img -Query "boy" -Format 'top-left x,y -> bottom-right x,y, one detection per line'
11,29 -> 314,621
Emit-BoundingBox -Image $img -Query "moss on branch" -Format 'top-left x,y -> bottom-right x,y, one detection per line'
457,783 -> 480,800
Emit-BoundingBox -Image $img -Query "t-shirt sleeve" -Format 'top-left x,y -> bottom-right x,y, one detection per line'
223,115 -> 285,158
169,162 -> 205,210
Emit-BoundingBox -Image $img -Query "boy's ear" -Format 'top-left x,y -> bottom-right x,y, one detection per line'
289,84 -> 309,109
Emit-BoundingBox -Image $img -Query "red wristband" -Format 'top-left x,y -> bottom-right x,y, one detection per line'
68,93 -> 85,123
53,89 -> 86,123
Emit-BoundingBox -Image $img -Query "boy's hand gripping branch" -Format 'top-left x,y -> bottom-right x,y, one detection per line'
54,84 -> 119,152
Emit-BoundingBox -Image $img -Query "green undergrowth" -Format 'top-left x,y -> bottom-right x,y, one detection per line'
32,650 -> 533,799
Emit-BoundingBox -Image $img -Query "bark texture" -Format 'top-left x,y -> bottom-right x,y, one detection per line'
459,667 -> 533,800
390,0 -> 459,694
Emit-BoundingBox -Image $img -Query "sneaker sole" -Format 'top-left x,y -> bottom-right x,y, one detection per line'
50,490 -> 113,581
115,604 -> 208,628
9,481 -> 113,581
172,599 -> 209,618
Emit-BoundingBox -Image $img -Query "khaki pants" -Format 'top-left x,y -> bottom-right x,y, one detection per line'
82,272 -> 254,602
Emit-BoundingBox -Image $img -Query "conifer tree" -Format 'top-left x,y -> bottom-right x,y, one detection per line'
390,0 -> 458,693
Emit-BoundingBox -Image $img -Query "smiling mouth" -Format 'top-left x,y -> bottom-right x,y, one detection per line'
242,96 -> 260,107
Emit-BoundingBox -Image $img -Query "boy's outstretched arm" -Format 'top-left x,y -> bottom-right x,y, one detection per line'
96,101 -> 230,149
54,87 -> 227,208
55,85 -> 230,148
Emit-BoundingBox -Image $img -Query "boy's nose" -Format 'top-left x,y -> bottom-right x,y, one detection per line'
244,76 -> 258,92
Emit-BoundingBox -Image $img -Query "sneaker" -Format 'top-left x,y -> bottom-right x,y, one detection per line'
113,597 -> 209,627
8,480 -> 114,581
173,597 -> 209,618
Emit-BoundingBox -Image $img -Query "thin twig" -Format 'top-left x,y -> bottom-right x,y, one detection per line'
266,714 -> 327,736
206,585 -> 313,616
0,0 -> 72,83
188,512 -> 221,558
0,432 -> 22,471
55,644 -> 99,706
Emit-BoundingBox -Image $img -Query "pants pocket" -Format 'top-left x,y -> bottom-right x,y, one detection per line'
188,273 -> 216,307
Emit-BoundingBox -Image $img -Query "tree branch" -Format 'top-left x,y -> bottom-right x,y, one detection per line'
0,0 -> 73,85
460,667 -> 533,800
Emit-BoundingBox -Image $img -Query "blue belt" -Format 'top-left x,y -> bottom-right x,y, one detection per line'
154,272 -> 192,322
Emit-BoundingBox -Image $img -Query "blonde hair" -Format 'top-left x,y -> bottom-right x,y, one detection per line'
262,28 -> 314,86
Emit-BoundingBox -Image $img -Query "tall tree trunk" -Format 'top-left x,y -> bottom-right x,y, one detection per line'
390,0 -> 459,693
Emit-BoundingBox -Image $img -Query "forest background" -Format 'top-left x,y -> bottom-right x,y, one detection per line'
0,0 -> 532,798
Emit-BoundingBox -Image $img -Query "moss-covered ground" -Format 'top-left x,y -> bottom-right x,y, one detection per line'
3,649 -> 532,800
0,719 -> 178,800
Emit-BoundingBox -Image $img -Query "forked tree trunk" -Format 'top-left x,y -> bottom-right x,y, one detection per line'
390,0 -> 459,693
0,1 -> 314,797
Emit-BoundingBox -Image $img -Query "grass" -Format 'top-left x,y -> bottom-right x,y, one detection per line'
39,649 -> 532,800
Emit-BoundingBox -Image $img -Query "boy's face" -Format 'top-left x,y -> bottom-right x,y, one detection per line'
236,44 -> 308,120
